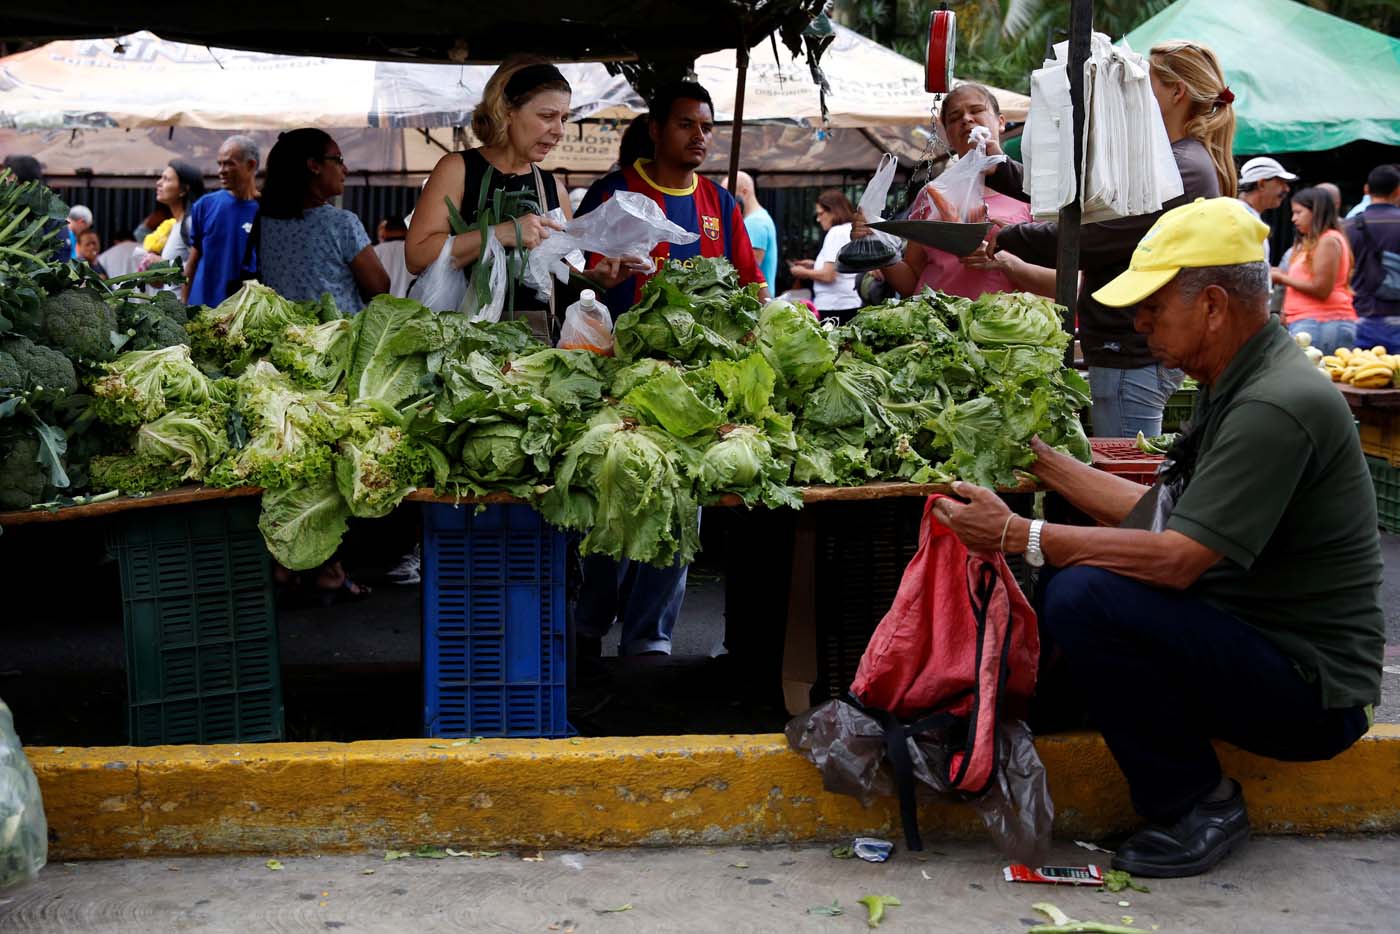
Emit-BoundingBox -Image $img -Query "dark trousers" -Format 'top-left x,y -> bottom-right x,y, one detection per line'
1041,566 -> 1369,824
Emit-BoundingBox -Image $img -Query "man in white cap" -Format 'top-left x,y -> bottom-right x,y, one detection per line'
1237,156 -> 1298,263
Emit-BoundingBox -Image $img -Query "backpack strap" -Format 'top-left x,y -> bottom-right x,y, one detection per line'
846,694 -> 955,852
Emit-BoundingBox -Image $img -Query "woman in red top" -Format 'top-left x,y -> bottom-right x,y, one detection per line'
1273,187 -> 1358,353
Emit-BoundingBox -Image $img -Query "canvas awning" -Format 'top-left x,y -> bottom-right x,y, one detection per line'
1124,0 -> 1400,153
698,24 -> 1029,127
1,1 -> 825,66
0,29 -> 1026,132
0,33 -> 645,131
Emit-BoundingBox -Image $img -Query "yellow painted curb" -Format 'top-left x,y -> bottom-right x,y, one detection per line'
26,727 -> 1400,860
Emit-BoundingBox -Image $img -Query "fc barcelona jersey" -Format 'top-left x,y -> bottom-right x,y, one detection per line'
577,159 -> 764,314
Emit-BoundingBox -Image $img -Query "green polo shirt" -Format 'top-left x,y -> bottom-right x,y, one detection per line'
1167,322 -> 1384,709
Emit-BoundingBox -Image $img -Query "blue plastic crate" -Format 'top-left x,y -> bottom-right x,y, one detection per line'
108,499 -> 283,745
422,503 -> 570,738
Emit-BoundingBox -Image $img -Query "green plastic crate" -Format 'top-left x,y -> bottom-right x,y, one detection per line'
108,500 -> 283,745
1162,387 -> 1198,433
1368,457 -> 1400,534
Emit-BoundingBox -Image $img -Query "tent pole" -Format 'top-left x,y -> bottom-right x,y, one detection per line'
727,43 -> 750,194
1054,0 -> 1092,342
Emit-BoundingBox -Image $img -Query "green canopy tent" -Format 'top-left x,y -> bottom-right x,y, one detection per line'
1125,0 -> 1400,154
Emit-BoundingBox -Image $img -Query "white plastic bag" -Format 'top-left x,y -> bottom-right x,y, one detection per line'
838,153 -> 904,272
526,191 -> 699,300
462,226 -> 509,323
557,289 -> 615,355
0,699 -> 47,890
1023,60 -> 1077,218
913,125 -> 1007,223
407,237 -> 468,313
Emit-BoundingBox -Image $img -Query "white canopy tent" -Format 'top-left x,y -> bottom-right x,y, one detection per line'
0,29 -> 1026,185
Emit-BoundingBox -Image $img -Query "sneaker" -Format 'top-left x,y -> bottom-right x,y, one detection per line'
385,545 -> 421,585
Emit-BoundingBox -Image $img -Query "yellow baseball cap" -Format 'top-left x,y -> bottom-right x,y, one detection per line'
1092,197 -> 1271,308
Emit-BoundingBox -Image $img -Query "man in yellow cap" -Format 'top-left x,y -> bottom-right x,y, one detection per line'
932,198 -> 1383,878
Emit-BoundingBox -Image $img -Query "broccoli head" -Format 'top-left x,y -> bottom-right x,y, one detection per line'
147,290 -> 190,326
40,288 -> 119,363
0,334 -> 79,396
0,434 -> 48,510
0,349 -> 20,393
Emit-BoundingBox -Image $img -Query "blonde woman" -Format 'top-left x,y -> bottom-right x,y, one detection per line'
982,41 -> 1236,437
405,56 -> 574,341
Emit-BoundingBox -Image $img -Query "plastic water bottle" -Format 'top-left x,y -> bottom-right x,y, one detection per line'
558,289 -> 615,355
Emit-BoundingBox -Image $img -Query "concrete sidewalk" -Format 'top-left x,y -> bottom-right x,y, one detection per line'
4,837 -> 1398,933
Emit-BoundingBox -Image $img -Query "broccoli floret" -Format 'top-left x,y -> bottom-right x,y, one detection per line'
137,315 -> 192,351
0,335 -> 79,396
147,290 -> 190,326
0,349 -> 20,392
40,289 -> 119,363
0,434 -> 47,509
89,452 -> 183,495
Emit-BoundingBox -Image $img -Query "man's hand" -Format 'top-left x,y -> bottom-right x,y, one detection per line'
587,254 -> 648,290
930,481 -> 1022,556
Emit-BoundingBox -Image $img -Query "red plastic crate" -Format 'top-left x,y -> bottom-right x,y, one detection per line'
1090,438 -> 1164,486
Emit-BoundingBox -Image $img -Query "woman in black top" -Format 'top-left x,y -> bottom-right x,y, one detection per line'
406,56 -> 573,341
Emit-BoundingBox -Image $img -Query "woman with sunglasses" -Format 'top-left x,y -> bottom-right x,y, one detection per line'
257,128 -> 389,313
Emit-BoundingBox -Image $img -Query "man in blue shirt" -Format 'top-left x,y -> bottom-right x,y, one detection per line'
183,135 -> 260,307
1347,164 -> 1400,349
735,171 -> 778,292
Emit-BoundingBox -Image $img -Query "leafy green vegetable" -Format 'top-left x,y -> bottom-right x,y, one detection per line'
334,419 -> 437,518
187,281 -> 317,373
622,365 -> 724,438
699,424 -> 801,509
270,318 -> 355,391
90,344 -> 213,426
256,475 -> 352,571
614,257 -> 760,363
538,409 -> 701,567
807,899 -> 844,916
345,295 -> 433,409
1101,870 -> 1150,894
206,363 -> 346,489
754,298 -> 836,402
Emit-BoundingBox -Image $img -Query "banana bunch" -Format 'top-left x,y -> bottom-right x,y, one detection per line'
1321,346 -> 1400,388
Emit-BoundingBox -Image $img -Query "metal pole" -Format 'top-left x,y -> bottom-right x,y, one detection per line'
727,43 -> 750,195
1054,0 -> 1092,334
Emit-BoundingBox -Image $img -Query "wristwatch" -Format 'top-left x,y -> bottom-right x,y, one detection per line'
1024,519 -> 1046,568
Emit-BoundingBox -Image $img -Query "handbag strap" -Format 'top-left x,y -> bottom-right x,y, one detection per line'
531,163 -> 560,343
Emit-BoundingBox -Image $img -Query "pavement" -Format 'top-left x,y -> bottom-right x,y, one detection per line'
4,836 -> 1399,933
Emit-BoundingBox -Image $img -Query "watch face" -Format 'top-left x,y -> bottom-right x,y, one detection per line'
1025,549 -> 1045,568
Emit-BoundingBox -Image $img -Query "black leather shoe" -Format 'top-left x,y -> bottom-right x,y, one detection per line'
1111,780 -> 1250,878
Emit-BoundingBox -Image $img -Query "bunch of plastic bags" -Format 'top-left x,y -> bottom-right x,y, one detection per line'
1023,34 -> 1183,222
838,153 -> 903,273
1,700 -> 46,890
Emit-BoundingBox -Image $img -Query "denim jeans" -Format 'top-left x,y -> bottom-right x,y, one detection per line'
1356,316 -> 1400,352
1287,318 -> 1357,355
575,553 -> 690,655
1041,567 -> 1369,823
1087,364 -> 1184,438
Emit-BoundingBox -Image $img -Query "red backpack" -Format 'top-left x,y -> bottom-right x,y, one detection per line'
848,494 -> 1039,849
